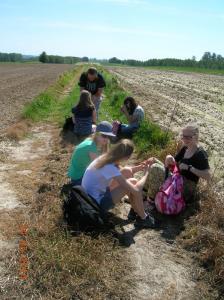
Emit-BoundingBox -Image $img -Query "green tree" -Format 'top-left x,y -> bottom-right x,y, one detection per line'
39,51 -> 48,63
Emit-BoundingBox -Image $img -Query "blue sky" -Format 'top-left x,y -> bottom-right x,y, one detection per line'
0,0 -> 223,60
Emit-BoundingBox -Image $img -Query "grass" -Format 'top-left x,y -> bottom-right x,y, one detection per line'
180,184 -> 224,298
1,133 -> 132,299
18,63 -> 224,298
8,64 -> 132,299
22,66 -> 82,123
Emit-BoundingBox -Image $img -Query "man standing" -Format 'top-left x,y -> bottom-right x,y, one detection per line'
78,67 -> 106,117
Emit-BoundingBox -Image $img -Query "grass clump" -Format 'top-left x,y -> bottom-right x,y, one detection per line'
180,184 -> 224,298
23,91 -> 57,121
133,120 -> 171,155
101,70 -> 172,155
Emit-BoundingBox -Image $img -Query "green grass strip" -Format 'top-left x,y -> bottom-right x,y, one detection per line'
99,68 -> 172,155
22,66 -> 83,123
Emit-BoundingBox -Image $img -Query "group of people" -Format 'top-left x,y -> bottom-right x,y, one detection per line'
67,67 -> 211,229
72,67 -> 145,138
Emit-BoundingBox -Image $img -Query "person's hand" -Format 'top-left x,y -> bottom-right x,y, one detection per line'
143,163 -> 150,175
179,163 -> 189,171
146,157 -> 156,167
120,105 -> 126,113
165,155 -> 175,167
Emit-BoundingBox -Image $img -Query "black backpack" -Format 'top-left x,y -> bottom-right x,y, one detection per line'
62,185 -> 111,233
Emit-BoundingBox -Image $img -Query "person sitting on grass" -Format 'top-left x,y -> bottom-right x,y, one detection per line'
145,123 -> 211,205
68,121 -> 115,186
81,139 -> 156,229
119,96 -> 144,138
72,90 -> 97,137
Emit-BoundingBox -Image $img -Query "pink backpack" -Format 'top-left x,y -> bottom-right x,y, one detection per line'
155,164 -> 185,215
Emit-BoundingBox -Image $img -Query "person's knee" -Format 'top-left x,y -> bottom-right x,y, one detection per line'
121,167 -> 133,179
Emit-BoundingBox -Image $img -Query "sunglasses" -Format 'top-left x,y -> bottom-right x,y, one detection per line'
180,134 -> 195,140
101,134 -> 109,139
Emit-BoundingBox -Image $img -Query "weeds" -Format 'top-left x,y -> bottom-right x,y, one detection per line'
180,183 -> 224,298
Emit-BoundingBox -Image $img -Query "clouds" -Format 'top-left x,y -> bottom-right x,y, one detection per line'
35,20 -> 186,41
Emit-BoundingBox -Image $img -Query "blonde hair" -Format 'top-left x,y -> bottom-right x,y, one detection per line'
95,139 -> 134,169
183,123 -> 199,139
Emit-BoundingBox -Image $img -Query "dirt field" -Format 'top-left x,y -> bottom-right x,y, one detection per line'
0,63 -> 74,131
106,66 -> 224,192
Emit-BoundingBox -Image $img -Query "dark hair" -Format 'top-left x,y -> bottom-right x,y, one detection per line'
124,96 -> 137,115
87,67 -> 98,76
76,90 -> 95,111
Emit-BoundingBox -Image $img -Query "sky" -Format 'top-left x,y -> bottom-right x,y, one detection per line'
0,0 -> 224,60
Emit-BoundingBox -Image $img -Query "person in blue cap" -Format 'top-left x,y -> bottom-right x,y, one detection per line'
68,121 -> 115,186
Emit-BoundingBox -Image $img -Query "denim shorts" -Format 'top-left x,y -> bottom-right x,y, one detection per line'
99,188 -> 115,211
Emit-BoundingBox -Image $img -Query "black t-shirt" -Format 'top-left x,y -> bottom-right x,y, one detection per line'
175,146 -> 209,183
78,72 -> 106,95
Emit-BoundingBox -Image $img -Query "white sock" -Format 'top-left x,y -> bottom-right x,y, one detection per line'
142,212 -> 148,220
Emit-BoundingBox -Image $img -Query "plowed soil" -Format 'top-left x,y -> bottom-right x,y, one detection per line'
106,66 -> 224,193
0,63 -> 74,131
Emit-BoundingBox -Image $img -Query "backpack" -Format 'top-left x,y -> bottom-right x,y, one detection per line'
155,164 -> 185,215
63,117 -> 74,132
62,185 -> 110,233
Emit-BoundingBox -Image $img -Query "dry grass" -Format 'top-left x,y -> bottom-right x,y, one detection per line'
1,128 -> 132,300
5,120 -> 32,140
180,182 -> 224,298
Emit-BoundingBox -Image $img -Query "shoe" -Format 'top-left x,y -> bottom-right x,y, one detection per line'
134,214 -> 156,229
127,208 -> 137,221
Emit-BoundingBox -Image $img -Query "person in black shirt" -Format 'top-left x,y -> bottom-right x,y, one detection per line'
144,124 -> 210,204
78,67 -> 106,117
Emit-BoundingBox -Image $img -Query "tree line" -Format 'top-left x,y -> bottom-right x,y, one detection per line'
1,50 -> 224,69
0,52 -> 23,62
0,51 -> 88,64
39,51 -> 88,64
108,52 -> 224,70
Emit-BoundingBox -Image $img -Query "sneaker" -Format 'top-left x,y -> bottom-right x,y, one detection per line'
127,208 -> 137,221
134,214 -> 156,229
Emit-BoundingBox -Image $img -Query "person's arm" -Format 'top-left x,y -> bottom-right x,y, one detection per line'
94,88 -> 103,97
115,164 -> 150,193
78,73 -> 86,91
92,109 -> 97,124
179,163 -> 211,181
131,157 -> 156,173
120,105 -> 134,123
89,152 -> 98,161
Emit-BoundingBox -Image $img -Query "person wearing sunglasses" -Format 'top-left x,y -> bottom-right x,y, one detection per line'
68,121 -> 115,186
144,123 -> 210,205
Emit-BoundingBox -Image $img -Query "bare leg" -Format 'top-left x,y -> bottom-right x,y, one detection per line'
110,167 -> 133,190
110,178 -> 146,219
